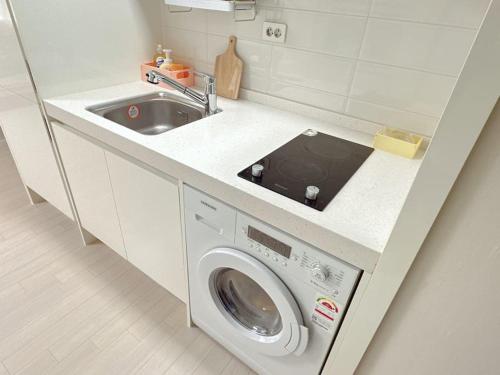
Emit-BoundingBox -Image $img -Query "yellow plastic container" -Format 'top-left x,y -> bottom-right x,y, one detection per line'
373,128 -> 423,159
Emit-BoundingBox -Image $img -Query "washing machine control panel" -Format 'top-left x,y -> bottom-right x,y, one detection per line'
247,225 -> 292,259
245,229 -> 291,269
236,213 -> 360,305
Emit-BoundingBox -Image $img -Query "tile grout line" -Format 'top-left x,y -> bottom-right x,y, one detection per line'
264,42 -> 275,95
344,0 -> 375,112
365,14 -> 479,31
188,342 -> 220,375
0,361 -> 10,375
0,229 -> 80,288
347,97 -> 441,119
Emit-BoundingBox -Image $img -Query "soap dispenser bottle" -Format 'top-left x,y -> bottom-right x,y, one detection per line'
159,49 -> 173,70
153,44 -> 163,66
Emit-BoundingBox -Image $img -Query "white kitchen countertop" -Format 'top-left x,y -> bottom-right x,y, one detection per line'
44,81 -> 422,272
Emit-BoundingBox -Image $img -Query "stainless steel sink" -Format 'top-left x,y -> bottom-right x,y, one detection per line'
87,92 -> 206,135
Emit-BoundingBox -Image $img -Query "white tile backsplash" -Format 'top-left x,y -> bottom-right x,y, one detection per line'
206,9 -> 265,39
270,47 -> 355,95
207,35 -> 272,76
205,8 -> 366,58
164,27 -> 207,62
268,80 -> 347,113
273,10 -> 366,58
205,10 -> 235,36
163,7 -> 207,33
240,72 -> 270,93
207,34 -> 273,93
360,19 -> 476,75
162,2 -> 487,136
350,62 -> 457,117
371,0 -> 490,28
346,99 -> 439,135
258,0 -> 373,16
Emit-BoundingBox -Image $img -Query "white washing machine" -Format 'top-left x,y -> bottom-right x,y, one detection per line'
184,186 -> 361,375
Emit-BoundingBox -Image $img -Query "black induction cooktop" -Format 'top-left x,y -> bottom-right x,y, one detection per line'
238,129 -> 374,211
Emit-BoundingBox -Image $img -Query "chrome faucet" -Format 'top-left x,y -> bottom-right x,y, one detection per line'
146,70 -> 218,115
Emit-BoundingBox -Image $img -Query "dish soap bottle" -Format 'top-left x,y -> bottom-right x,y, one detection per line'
153,44 -> 164,67
159,49 -> 173,70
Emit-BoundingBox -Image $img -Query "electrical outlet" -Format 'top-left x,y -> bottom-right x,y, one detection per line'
262,22 -> 287,43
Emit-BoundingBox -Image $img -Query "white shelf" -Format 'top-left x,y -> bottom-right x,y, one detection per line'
164,0 -> 236,11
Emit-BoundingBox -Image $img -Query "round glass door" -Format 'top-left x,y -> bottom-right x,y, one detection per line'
214,268 -> 283,336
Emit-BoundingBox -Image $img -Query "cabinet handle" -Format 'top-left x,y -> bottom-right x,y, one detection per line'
195,214 -> 224,235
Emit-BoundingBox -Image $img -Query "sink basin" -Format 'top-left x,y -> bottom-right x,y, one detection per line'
87,92 -> 206,135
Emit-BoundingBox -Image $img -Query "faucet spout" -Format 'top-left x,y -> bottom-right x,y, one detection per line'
146,70 -> 218,115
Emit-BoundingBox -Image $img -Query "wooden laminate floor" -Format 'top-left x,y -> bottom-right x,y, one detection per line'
0,141 -> 255,375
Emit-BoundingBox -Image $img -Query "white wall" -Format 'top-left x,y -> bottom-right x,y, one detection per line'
0,10 -> 24,80
0,19 -> 34,99
0,2 -> 36,141
356,100 -> 500,374
162,1 -> 489,136
8,0 -> 163,99
0,0 -> 6,18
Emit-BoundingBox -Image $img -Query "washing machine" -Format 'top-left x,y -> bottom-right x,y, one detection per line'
184,186 -> 361,375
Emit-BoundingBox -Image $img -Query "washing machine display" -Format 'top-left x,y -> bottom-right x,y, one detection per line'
247,225 -> 292,258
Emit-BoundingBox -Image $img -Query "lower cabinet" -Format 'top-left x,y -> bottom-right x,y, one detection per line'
105,151 -> 186,302
52,123 -> 126,257
1,103 -> 72,218
53,123 -> 186,302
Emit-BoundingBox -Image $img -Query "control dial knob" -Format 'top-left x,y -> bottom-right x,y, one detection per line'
251,164 -> 264,178
310,263 -> 329,282
305,185 -> 320,200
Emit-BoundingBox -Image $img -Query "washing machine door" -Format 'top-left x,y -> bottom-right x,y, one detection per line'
198,247 -> 309,357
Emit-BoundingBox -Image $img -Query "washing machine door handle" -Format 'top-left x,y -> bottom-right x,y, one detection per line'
285,323 -> 309,356
294,325 -> 309,356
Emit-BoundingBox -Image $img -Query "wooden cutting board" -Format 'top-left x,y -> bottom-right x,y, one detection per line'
214,35 -> 243,100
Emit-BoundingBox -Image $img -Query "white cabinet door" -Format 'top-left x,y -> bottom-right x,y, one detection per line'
0,103 -> 72,218
52,124 -> 126,257
105,151 -> 186,302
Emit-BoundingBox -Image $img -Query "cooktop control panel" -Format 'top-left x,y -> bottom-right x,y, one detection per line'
235,212 -> 360,305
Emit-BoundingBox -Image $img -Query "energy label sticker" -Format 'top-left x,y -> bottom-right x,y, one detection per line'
311,294 -> 340,333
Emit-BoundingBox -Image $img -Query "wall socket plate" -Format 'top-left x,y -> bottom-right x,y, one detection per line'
262,22 -> 287,43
